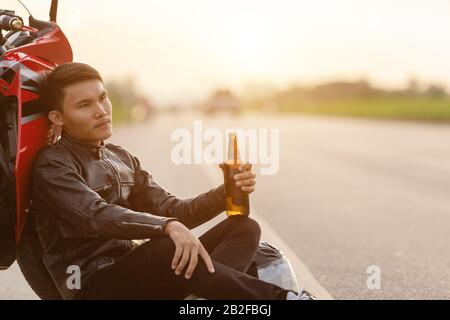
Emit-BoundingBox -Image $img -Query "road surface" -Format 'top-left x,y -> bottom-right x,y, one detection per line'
2,112 -> 450,299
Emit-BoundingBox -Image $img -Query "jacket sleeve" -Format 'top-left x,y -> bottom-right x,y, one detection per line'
32,151 -> 177,240
128,156 -> 226,229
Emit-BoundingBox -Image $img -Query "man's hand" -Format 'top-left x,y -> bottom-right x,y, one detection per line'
220,162 -> 257,193
164,220 -> 215,279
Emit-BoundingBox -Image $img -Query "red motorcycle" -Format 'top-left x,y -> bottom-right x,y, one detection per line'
0,0 -> 72,298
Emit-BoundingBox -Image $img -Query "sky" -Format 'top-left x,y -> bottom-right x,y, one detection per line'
9,0 -> 450,105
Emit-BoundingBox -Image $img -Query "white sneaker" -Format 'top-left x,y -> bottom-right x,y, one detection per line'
286,289 -> 318,300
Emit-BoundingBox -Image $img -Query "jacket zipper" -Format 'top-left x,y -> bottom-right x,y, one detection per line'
102,155 -> 122,200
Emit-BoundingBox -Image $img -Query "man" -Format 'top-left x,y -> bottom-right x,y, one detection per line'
32,62 -> 312,300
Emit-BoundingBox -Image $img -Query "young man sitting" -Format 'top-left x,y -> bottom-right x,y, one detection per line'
31,62 -> 313,300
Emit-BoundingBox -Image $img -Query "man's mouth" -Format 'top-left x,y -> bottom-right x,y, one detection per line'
94,119 -> 111,128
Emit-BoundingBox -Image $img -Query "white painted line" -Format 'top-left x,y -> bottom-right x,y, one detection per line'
201,164 -> 334,300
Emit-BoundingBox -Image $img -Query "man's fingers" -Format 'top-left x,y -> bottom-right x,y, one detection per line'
241,186 -> 255,192
175,246 -> 190,275
171,244 -> 183,270
199,245 -> 215,273
236,178 -> 256,187
184,247 -> 199,279
234,171 -> 256,181
238,162 -> 252,171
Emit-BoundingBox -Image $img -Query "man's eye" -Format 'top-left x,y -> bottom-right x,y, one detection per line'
80,103 -> 89,108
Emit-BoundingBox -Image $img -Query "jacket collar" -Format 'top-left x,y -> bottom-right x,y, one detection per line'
60,130 -> 105,159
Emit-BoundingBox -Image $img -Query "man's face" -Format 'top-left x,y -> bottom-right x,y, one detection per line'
50,79 -> 113,146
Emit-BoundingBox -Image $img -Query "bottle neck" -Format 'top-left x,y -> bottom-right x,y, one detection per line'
227,133 -> 241,164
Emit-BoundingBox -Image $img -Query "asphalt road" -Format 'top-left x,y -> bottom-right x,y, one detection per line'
2,112 -> 450,299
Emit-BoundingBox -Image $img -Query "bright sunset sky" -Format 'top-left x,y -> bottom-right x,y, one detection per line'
10,0 -> 450,104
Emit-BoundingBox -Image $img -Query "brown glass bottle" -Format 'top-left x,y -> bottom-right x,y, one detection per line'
222,132 -> 250,217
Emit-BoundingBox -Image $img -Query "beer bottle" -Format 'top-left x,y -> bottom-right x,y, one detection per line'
222,132 -> 250,217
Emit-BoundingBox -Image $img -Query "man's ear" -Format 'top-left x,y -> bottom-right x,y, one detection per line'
48,110 -> 64,127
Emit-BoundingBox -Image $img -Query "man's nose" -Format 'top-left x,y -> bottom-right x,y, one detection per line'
95,101 -> 108,116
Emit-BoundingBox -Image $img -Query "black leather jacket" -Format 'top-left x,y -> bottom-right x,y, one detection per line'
31,130 -> 226,300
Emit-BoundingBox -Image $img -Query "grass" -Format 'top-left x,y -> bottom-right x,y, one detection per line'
272,97 -> 450,122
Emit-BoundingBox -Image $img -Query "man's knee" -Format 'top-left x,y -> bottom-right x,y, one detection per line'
247,217 -> 261,238
234,217 -> 261,243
